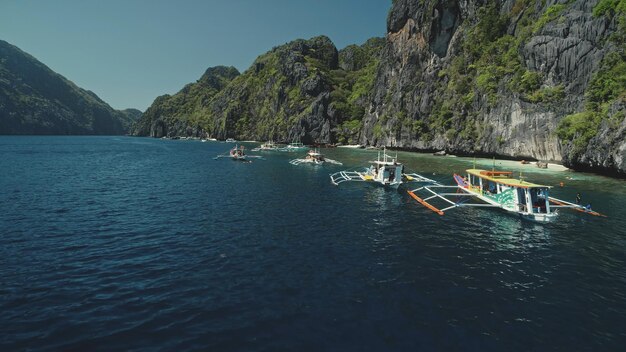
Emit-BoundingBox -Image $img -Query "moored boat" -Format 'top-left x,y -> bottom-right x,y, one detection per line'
214,144 -> 263,162
252,140 -> 281,151
330,148 -> 437,188
408,168 -> 605,223
290,149 -> 342,165
281,137 -> 308,152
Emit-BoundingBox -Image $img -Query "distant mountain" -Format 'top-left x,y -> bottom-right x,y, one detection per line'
0,39 -> 140,135
118,108 -> 143,127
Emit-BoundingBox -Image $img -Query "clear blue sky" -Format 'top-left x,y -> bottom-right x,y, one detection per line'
0,0 -> 390,111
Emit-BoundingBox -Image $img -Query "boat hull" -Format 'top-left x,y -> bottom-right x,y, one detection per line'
462,186 -> 558,223
519,212 -> 557,223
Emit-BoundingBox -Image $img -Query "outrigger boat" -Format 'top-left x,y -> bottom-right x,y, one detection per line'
252,140 -> 281,152
330,148 -> 437,188
290,149 -> 342,165
214,145 -> 263,162
281,137 -> 308,152
407,168 -> 605,223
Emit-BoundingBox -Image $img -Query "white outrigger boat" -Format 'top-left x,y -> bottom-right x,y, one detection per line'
330,148 -> 437,188
214,145 -> 263,162
407,168 -> 605,223
252,140 -> 281,152
289,149 -> 342,165
281,137 -> 308,152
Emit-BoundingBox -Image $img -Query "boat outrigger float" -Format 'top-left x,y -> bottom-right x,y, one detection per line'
407,168 -> 605,223
330,148 -> 438,188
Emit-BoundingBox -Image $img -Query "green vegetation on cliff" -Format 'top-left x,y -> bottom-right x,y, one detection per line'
132,66 -> 239,137
557,2 -> 626,155
431,1 -> 570,144
332,38 -> 384,144
134,36 -> 383,143
593,0 -> 626,16
205,36 -> 339,141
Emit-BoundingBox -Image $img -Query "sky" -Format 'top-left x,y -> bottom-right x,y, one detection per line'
0,0 -> 390,111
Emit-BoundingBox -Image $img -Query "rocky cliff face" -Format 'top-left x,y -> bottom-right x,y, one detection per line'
132,66 -> 239,137
0,40 -> 139,135
564,101 -> 626,176
206,36 -> 339,143
134,36 -> 384,144
361,0 -> 625,176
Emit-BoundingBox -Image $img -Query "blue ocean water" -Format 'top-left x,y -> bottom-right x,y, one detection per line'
1,136 -> 625,351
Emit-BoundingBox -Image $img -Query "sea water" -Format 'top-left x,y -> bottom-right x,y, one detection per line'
1,136 -> 625,350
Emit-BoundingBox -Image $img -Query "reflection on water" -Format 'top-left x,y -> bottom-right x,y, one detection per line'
479,211 -> 551,250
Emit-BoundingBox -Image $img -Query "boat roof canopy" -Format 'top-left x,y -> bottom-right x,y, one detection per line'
466,169 -> 550,189
480,170 -> 512,177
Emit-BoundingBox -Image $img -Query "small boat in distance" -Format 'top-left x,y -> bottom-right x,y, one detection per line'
408,168 -> 605,223
290,149 -> 342,165
214,145 -> 263,162
252,140 -> 281,151
281,137 -> 308,152
330,148 -> 437,188
225,138 -> 236,143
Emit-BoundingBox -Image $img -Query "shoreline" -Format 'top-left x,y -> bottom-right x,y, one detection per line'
465,157 -> 571,172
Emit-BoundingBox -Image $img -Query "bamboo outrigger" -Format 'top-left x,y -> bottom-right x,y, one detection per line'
408,168 -> 605,223
330,148 -> 438,188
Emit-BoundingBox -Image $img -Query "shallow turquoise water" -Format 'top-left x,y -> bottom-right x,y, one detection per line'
1,136 -> 625,351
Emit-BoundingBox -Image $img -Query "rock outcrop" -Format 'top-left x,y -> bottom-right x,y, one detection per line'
132,66 -> 240,138
0,40 -> 139,135
360,0 -> 625,176
134,36 -> 384,145
206,36 -> 339,143
563,101 -> 626,175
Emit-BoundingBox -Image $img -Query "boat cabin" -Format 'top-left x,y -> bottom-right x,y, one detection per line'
369,159 -> 404,185
331,148 -> 427,187
464,169 -> 552,215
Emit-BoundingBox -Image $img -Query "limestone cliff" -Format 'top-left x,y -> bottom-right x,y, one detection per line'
132,66 -> 240,137
361,0 -> 625,176
134,36 -> 384,144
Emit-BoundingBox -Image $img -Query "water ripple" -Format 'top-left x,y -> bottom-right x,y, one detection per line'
0,136 -> 625,351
